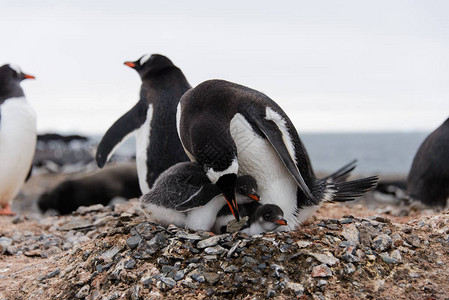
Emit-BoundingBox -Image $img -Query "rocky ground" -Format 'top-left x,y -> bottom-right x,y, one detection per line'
0,173 -> 448,299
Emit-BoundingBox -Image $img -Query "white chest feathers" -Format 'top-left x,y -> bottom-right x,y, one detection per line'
0,97 -> 37,205
229,113 -> 300,229
135,104 -> 153,194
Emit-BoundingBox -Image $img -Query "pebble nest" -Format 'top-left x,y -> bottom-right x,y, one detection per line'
0,200 -> 448,299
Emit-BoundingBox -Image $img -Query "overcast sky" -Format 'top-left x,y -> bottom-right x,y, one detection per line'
1,1 -> 448,134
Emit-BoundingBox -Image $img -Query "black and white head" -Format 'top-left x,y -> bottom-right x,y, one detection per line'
0,64 -> 35,100
236,175 -> 260,201
123,54 -> 176,78
254,204 -> 287,232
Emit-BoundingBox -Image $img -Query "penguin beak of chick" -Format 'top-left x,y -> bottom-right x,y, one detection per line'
216,174 -> 240,221
22,73 -> 35,80
124,61 -> 136,68
246,193 -> 261,201
274,218 -> 287,226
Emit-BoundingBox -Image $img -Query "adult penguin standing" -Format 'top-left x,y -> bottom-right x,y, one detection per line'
0,64 -> 36,215
177,79 -> 378,229
96,54 -> 190,193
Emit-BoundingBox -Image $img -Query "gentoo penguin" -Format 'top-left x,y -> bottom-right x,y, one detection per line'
407,117 -> 449,207
0,64 -> 36,215
213,201 -> 287,235
96,54 -> 190,193
38,162 -> 141,215
177,80 -> 378,229
139,161 -> 260,231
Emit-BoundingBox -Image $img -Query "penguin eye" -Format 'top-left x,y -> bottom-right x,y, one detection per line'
264,213 -> 270,220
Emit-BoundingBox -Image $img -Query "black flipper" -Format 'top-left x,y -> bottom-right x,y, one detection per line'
250,116 -> 314,200
322,160 -> 357,183
96,101 -> 147,168
327,176 -> 379,203
175,183 -> 221,211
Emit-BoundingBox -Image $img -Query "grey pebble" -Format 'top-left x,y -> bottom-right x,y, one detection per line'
204,245 -> 227,255
46,268 -> 60,279
371,234 -> 392,252
124,259 -> 136,269
379,253 -> 399,264
197,236 -> 220,249
75,284 -> 90,299
126,235 -> 142,249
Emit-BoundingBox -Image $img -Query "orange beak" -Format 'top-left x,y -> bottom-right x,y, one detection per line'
246,193 -> 260,201
124,61 -> 136,68
274,218 -> 287,226
23,74 -> 35,80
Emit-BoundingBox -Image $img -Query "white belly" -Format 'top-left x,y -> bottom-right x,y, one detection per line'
135,104 -> 153,194
0,97 -> 36,205
230,113 -> 304,230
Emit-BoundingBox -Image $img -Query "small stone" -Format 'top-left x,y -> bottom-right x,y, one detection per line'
317,279 -> 328,286
190,269 -> 206,283
405,235 -> 421,248
341,224 -> 360,246
367,254 -> 376,261
242,256 -> 259,265
226,216 -> 249,233
286,282 -> 304,296
0,237 -> 13,255
257,263 -> 267,270
204,245 -> 227,255
59,218 -> 94,231
46,268 -> 60,279
161,277 -> 176,288
75,284 -> 90,299
125,259 -> 137,269
341,252 -> 360,263
379,253 -> 398,264
93,215 -> 115,226
197,236 -> 220,249
372,234 -> 392,252
326,224 -> 340,230
204,272 -> 220,285
306,252 -> 339,266
100,247 -> 121,262
345,263 -> 356,274
311,264 -> 333,278
391,250 -> 402,261
296,240 -> 312,248
176,232 -> 201,241
224,265 -> 240,273
126,235 -> 142,249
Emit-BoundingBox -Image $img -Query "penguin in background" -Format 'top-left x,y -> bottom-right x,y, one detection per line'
407,117 -> 449,207
177,79 -> 378,230
0,64 -> 36,215
96,54 -> 190,193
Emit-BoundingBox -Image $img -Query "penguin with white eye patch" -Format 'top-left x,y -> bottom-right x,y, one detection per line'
96,54 -> 190,193
177,79 -> 378,229
0,64 -> 36,215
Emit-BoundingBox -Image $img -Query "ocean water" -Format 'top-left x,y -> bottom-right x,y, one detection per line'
301,132 -> 429,176
97,131 -> 430,176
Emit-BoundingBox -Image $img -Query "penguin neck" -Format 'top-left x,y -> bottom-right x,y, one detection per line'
0,82 -> 24,103
141,68 -> 189,89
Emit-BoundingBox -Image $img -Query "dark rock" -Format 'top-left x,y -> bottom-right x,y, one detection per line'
126,235 -> 142,249
372,234 -> 392,252
311,264 -> 333,278
46,268 -> 60,279
124,259 -> 136,269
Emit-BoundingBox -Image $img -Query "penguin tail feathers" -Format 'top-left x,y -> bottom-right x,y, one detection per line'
326,175 -> 379,203
323,160 -> 357,183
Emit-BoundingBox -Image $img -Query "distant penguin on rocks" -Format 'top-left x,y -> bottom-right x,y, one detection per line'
177,79 -> 378,229
407,117 -> 449,207
38,162 -> 141,215
96,54 -> 190,193
0,64 -> 36,215
139,162 -> 260,231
